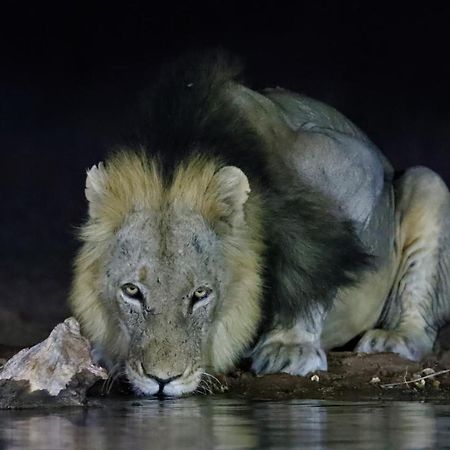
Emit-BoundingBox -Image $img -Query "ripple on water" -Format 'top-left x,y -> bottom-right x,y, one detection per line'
0,398 -> 449,449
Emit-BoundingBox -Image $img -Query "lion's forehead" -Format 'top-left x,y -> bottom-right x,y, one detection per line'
116,208 -> 218,253
109,208 -> 222,283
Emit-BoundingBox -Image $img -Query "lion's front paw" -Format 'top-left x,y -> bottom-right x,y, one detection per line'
355,329 -> 431,361
251,342 -> 327,376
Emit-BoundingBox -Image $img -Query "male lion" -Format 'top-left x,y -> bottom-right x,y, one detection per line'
71,53 -> 450,396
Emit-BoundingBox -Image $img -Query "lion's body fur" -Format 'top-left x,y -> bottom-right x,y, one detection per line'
71,51 -> 450,395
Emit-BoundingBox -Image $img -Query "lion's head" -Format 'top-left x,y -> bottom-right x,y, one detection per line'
70,152 -> 264,396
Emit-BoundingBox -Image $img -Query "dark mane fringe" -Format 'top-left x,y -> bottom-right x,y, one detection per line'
141,50 -> 268,177
265,187 -> 375,323
143,50 -> 374,323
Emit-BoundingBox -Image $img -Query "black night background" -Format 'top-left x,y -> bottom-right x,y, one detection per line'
1,1 -> 450,347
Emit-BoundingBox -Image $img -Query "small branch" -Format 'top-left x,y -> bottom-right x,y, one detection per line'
380,369 -> 450,388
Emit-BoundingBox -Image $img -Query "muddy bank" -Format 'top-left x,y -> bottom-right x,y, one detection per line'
216,352 -> 450,401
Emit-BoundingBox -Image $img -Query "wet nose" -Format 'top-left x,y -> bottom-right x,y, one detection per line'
146,373 -> 182,393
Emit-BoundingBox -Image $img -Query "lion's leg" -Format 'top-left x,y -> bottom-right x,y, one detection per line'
251,305 -> 327,375
356,167 -> 450,360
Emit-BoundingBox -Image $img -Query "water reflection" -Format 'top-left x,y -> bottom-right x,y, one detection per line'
0,398 -> 449,449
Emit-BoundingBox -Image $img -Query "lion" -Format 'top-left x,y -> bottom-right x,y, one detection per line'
70,52 -> 450,396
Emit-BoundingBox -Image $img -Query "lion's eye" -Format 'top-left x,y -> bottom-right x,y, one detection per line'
122,283 -> 143,300
193,287 -> 209,300
189,287 -> 211,314
191,287 -> 212,306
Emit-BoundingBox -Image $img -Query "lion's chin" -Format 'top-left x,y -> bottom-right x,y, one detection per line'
125,364 -> 202,397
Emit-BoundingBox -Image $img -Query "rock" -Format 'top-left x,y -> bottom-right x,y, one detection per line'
0,317 -> 107,409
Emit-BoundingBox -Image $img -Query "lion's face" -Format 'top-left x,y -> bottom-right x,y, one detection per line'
103,207 -> 225,396
71,153 -> 264,397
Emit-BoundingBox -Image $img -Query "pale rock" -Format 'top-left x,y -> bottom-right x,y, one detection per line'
0,317 -> 107,408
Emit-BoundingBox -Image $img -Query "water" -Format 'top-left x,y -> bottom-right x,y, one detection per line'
1,398 -> 450,449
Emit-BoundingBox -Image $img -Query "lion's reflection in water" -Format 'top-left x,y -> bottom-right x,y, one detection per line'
0,398 -> 448,449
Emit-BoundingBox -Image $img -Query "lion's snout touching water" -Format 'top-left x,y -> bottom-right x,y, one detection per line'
125,361 -> 203,397
71,154 -> 264,396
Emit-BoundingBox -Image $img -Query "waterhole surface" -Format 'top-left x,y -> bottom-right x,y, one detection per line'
1,398 -> 449,449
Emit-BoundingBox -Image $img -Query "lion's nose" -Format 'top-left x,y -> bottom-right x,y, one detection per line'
146,373 -> 182,392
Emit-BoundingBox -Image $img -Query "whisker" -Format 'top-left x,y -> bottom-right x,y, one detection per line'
198,377 -> 215,395
202,372 -> 222,384
193,386 -> 208,396
202,372 -> 222,386
199,382 -> 212,395
102,363 -> 124,395
200,372 -> 225,393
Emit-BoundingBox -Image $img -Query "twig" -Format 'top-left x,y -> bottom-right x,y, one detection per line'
403,369 -> 409,389
380,369 -> 450,388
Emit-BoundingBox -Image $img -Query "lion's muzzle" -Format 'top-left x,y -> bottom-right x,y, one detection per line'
125,362 -> 202,397
146,373 -> 182,396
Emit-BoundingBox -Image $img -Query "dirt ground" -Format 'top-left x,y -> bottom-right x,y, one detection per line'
213,351 -> 450,401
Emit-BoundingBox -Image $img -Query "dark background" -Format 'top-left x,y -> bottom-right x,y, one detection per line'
1,1 -> 450,346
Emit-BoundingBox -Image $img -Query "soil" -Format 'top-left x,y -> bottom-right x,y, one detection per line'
215,351 -> 450,401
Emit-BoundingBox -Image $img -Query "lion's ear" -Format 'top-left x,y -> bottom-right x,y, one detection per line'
85,162 -> 108,218
207,166 -> 250,231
